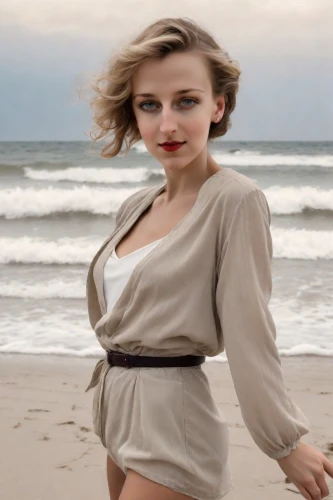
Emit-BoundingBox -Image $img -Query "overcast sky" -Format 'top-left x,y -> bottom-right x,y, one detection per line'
0,0 -> 332,141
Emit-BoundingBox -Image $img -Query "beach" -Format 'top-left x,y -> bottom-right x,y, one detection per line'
1,140 -> 332,499
1,353 -> 332,500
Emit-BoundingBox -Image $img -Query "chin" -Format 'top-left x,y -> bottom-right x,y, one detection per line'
160,158 -> 193,171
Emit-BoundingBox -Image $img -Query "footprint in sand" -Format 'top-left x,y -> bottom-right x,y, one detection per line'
38,435 -> 50,441
79,426 -> 91,432
28,409 -> 50,413
56,465 -> 72,471
285,487 -> 301,494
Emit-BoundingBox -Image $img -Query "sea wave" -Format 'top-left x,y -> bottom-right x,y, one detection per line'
1,151 -> 333,172
0,310 -> 103,358
1,226 -> 332,265
0,185 -> 332,219
0,343 -> 331,358
127,143 -> 333,167
272,227 -> 333,259
0,278 -> 85,299
1,289 -> 332,356
210,345 -> 333,362
264,186 -> 333,215
212,152 -> 333,167
0,186 -> 137,219
0,340 -> 333,363
0,161 -> 73,170
24,166 -> 163,184
0,237 -> 102,264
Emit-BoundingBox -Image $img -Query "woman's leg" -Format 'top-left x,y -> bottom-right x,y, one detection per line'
107,454 -> 126,500
119,468 -> 195,500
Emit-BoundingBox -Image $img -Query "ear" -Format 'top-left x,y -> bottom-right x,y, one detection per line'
212,94 -> 225,123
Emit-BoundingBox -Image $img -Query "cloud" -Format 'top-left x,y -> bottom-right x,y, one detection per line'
1,0 -> 332,58
1,0 -> 332,140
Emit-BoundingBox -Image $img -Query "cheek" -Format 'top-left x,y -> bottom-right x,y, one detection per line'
185,105 -> 212,135
135,115 -> 155,141
186,115 -> 211,141
189,120 -> 209,136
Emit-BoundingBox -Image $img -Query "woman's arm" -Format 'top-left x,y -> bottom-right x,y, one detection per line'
215,188 -> 332,498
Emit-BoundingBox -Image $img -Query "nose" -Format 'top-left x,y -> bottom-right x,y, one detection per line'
159,107 -> 178,135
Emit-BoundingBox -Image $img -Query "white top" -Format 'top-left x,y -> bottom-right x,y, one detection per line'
103,237 -> 165,313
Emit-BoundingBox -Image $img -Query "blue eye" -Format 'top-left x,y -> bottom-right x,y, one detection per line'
138,98 -> 198,111
181,98 -> 197,107
139,102 -> 157,111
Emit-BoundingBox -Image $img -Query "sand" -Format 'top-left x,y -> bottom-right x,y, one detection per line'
1,353 -> 332,500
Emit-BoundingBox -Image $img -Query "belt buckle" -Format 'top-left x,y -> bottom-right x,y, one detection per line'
123,355 -> 130,368
124,354 -> 138,369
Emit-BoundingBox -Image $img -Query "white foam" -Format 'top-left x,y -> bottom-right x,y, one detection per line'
212,152 -> 333,167
1,184 -> 332,219
132,144 -> 333,167
0,308 -> 104,358
272,227 -> 333,259
269,295 -> 333,346
0,305 -> 331,358
208,345 -> 333,364
0,280 -> 332,358
0,345 -> 104,357
206,293 -> 333,362
0,185 -> 137,219
279,345 -> 333,356
24,166 -> 162,184
0,225 -> 332,264
265,185 -> 333,214
0,237 -> 103,264
0,278 -> 85,299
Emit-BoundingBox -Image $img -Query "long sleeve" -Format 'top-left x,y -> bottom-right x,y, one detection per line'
215,188 -> 310,460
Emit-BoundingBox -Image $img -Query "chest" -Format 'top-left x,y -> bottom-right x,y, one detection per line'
90,190 -> 223,319
115,193 -> 198,259
111,203 -> 220,307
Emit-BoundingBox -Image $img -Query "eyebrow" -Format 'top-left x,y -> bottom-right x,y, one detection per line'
133,88 -> 204,99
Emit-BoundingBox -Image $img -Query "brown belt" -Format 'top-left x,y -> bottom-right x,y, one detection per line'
106,350 -> 205,369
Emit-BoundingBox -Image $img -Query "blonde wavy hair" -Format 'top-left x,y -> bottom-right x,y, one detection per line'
88,17 -> 241,158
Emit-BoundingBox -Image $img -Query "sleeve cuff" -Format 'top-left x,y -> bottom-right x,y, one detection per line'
270,438 -> 301,460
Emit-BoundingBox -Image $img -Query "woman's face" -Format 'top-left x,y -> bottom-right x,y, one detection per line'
131,51 -> 225,171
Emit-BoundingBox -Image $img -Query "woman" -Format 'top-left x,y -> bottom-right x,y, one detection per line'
85,17 -> 333,500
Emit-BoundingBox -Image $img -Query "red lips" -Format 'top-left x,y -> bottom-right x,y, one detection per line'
160,142 -> 185,152
160,141 -> 185,146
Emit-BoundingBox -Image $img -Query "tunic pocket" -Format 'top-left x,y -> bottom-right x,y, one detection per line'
138,368 -> 188,468
179,366 -> 231,480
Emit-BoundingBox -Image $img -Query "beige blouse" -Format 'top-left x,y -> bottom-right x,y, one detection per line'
85,167 -> 310,460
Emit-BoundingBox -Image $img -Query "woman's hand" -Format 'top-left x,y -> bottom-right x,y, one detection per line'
277,441 -> 333,499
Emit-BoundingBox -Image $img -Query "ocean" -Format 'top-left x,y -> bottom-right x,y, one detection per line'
1,140 -> 332,361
